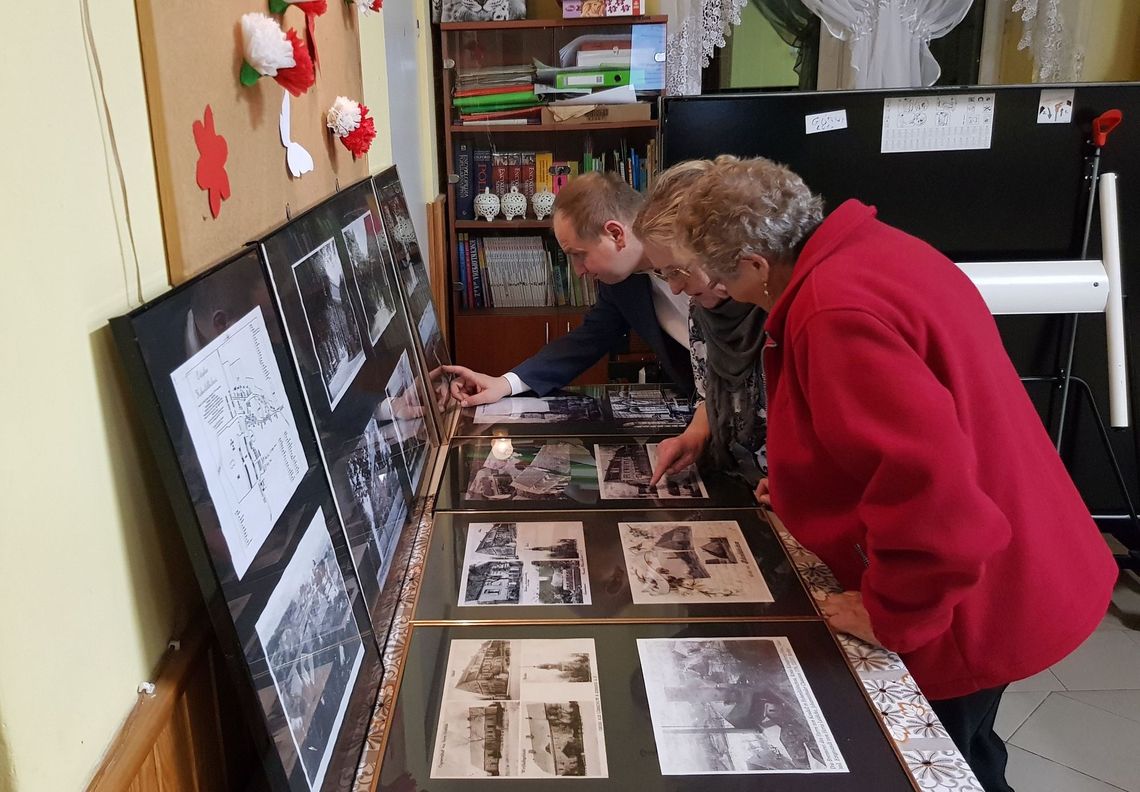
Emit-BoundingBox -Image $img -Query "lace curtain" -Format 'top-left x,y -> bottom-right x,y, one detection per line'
801,0 -> 974,89
659,0 -> 749,95
1011,0 -> 1085,82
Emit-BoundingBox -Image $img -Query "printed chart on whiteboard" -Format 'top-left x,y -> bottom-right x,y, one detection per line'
881,93 -> 995,153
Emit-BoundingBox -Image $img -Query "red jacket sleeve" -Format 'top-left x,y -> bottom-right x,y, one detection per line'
791,308 -> 1013,654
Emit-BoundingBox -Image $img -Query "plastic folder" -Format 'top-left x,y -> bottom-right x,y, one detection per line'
554,69 -> 631,89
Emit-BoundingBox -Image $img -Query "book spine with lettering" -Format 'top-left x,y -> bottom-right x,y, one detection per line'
468,235 -> 482,308
457,233 -> 468,309
507,152 -> 523,195
474,149 -> 492,198
491,152 -> 510,199
455,142 -> 474,220
535,152 -> 553,193
520,152 -> 537,199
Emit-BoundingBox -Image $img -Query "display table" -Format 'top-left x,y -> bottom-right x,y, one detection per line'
351,391 -> 985,792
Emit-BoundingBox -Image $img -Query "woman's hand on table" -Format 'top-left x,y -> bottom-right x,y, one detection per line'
820,591 -> 881,648
650,430 -> 706,485
754,477 -> 771,506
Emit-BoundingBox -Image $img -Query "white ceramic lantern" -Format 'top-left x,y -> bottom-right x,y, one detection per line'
531,190 -> 556,221
501,186 -> 528,221
474,187 -> 500,222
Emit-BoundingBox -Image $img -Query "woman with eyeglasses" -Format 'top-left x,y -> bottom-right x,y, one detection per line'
672,155 -> 1117,792
633,161 -> 768,490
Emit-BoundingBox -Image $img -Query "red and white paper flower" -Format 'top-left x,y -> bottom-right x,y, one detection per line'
350,0 -> 384,14
326,96 -> 377,158
239,13 -> 315,97
269,0 -> 328,15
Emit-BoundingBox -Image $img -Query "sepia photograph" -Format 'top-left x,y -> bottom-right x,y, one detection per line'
619,521 -> 773,604
637,637 -> 847,776
464,440 -> 598,502
595,443 -> 708,500
385,350 -> 429,488
291,238 -> 366,410
459,522 -> 591,607
473,395 -> 603,425
432,638 -> 608,779
255,509 -> 366,790
340,212 -> 397,346
375,183 -> 421,292
341,416 -> 408,592
605,385 -> 694,429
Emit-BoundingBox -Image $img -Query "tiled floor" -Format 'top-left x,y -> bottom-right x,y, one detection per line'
998,569 -> 1140,792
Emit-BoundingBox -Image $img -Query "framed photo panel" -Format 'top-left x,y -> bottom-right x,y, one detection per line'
372,166 -> 456,439
111,249 -> 383,791
435,436 -> 759,512
377,622 -> 917,790
260,178 -> 437,636
451,384 -> 697,438
415,509 -> 815,623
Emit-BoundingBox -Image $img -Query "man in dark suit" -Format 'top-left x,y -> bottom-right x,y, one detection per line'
444,173 -> 694,406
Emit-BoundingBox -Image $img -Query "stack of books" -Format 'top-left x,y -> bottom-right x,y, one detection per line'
453,65 -> 542,125
456,235 -> 598,310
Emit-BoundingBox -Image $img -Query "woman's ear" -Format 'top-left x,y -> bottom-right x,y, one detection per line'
739,252 -> 770,279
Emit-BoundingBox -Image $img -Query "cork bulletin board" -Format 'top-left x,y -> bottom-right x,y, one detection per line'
135,1 -> 370,284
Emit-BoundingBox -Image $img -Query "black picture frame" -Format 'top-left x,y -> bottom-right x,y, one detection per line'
260,177 -> 436,637
416,509 -> 815,623
110,249 -> 383,792
435,435 -> 758,512
451,384 -> 696,438
377,622 -> 916,790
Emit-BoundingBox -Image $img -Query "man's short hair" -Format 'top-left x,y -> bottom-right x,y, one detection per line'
553,172 -> 645,240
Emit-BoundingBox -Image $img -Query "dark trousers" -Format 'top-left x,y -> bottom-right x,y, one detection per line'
929,685 -> 1015,792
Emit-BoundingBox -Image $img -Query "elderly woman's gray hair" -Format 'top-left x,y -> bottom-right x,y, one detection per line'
676,156 -> 824,279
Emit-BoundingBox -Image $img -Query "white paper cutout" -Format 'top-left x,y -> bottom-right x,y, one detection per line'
279,91 -> 314,178
805,109 -> 848,135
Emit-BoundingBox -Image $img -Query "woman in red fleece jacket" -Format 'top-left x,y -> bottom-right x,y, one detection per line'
675,156 -> 1117,792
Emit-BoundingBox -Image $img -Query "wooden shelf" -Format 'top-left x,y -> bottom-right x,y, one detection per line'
457,305 -> 590,317
451,120 -> 658,133
441,15 -> 666,31
455,219 -> 553,229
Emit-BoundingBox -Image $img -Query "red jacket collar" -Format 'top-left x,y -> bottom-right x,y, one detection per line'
764,200 -> 878,343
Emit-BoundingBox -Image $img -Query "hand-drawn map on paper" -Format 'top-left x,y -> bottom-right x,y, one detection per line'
170,307 -> 305,578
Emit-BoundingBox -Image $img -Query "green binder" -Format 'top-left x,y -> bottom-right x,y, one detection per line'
553,69 -> 632,90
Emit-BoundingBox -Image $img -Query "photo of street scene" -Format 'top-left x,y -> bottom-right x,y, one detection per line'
595,443 -> 708,499
459,522 -> 591,607
291,238 -> 366,410
385,350 -> 429,489
432,638 -> 607,779
339,416 -> 408,592
464,440 -> 598,502
637,637 -> 847,775
619,521 -> 773,604
472,395 -> 603,425
254,510 -> 365,790
605,385 -> 693,429
340,212 -> 396,345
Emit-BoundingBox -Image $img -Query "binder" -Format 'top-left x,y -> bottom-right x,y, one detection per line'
554,69 -> 631,89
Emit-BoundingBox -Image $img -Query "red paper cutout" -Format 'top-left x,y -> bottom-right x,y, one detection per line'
306,12 -> 320,72
340,103 -> 377,158
275,29 -> 316,97
192,105 -> 230,219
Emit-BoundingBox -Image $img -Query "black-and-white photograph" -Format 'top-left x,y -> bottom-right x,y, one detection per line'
291,238 -> 366,410
473,395 -> 603,425
432,638 -> 608,779
459,522 -> 592,607
385,350 -> 429,489
619,521 -> 773,605
341,416 -> 408,592
595,443 -> 708,499
464,441 -> 598,502
255,509 -> 366,790
637,637 -> 847,775
341,212 -> 397,346
375,183 -> 420,293
605,385 -> 694,429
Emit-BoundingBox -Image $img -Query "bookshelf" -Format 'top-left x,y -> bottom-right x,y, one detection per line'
439,15 -> 667,385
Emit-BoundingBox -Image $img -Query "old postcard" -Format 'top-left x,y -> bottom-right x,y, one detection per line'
464,440 -> 596,502
595,443 -> 708,499
432,638 -> 608,778
472,395 -> 602,425
637,637 -> 847,775
459,522 -> 592,607
619,521 -> 773,604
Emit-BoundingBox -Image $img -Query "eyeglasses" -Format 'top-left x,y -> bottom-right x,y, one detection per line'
650,266 -> 691,283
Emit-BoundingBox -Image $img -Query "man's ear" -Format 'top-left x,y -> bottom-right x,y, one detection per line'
603,220 -> 626,250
